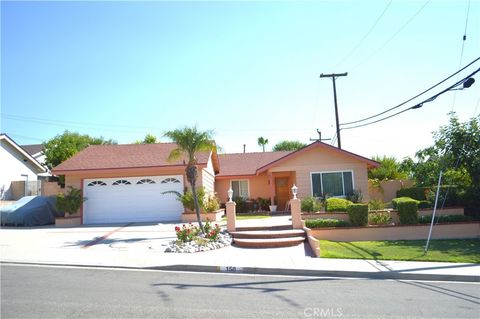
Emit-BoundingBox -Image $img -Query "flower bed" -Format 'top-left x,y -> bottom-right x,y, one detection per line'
165,221 -> 232,253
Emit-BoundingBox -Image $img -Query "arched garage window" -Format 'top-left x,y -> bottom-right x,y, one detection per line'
161,178 -> 181,184
87,180 -> 107,186
137,179 -> 156,184
112,180 -> 131,186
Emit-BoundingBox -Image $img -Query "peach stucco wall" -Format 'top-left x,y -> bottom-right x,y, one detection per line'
268,146 -> 370,201
368,179 -> 415,203
215,173 -> 271,202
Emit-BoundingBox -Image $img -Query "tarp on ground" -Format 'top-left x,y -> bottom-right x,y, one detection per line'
0,196 -> 63,226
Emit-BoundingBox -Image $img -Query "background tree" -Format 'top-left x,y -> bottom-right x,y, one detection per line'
135,133 -> 158,144
272,140 -> 306,152
164,126 -> 216,232
400,113 -> 479,216
43,130 -> 116,169
368,155 -> 408,181
257,137 -> 269,152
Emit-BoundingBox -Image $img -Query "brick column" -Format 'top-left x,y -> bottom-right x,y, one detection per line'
226,201 -> 236,232
290,198 -> 302,229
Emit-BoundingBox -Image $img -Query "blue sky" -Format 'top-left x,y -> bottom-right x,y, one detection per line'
1,1 -> 479,159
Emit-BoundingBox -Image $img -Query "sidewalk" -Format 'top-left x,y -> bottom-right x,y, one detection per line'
1,222 -> 478,282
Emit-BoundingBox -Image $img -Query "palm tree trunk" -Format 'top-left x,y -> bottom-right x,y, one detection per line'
186,164 -> 204,233
190,180 -> 204,233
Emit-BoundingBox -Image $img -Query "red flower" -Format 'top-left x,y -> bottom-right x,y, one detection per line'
175,226 -> 180,231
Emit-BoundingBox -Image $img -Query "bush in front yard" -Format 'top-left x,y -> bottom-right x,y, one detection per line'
305,218 -> 349,228
368,211 -> 391,225
326,198 -> 353,212
392,197 -> 418,209
418,214 -> 473,224
301,196 -> 322,212
346,204 -> 368,226
417,200 -> 432,209
396,187 -> 427,201
397,200 -> 418,224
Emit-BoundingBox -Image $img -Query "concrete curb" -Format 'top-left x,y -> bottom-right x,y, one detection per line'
2,261 -> 478,283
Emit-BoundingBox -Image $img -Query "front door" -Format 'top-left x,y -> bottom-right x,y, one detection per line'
275,177 -> 290,211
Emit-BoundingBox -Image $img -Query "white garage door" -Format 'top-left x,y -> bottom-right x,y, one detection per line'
83,175 -> 184,224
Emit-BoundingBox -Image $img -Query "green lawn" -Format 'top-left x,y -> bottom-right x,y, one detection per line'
319,239 -> 480,263
221,214 -> 271,220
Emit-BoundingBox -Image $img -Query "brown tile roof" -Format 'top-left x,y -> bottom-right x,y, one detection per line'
217,151 -> 292,177
53,143 -> 212,173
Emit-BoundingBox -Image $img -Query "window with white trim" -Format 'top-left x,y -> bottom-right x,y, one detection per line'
311,171 -> 353,197
231,180 -> 249,199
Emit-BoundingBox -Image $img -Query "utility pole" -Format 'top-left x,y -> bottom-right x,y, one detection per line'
320,72 -> 347,149
310,129 -> 331,143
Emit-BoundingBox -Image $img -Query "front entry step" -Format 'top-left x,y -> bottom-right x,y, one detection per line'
230,229 -> 305,239
233,236 -> 306,248
230,228 -> 306,248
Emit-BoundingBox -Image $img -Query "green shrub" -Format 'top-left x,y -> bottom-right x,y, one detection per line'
301,196 -> 322,212
418,214 -> 473,224
368,211 -> 392,225
396,187 -> 427,201
392,197 -> 418,209
234,196 -> 249,214
346,204 -> 368,226
177,187 -> 206,211
346,189 -> 363,203
368,199 -> 385,211
417,200 -> 432,209
56,186 -> 86,216
256,197 -> 270,211
326,198 -> 353,212
397,200 -> 418,224
305,218 -> 349,228
203,195 -> 220,213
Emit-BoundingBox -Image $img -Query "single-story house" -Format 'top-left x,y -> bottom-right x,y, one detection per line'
215,142 -> 379,210
52,141 -> 379,224
0,134 -> 47,200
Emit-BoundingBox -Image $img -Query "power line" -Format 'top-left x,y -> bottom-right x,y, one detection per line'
451,0 -> 471,112
341,56 -> 480,126
334,0 -> 392,68
352,1 -> 430,71
341,67 -> 480,130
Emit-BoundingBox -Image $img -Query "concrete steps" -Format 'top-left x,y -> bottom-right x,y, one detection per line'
230,228 -> 306,248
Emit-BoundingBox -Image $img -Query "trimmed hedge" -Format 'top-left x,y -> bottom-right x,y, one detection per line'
397,199 -> 418,224
326,198 -> 353,212
392,197 -> 418,209
347,204 -> 368,226
305,218 -> 349,228
396,187 -> 427,201
301,196 -> 322,212
418,214 -> 474,224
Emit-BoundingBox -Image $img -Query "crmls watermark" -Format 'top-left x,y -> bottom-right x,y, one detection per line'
304,307 -> 343,318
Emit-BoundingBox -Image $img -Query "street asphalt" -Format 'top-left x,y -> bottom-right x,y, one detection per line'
1,264 -> 479,319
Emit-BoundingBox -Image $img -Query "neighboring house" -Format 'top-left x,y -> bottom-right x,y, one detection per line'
52,141 -> 378,225
52,143 -> 219,224
21,144 -> 46,166
0,134 -> 47,200
215,141 -> 379,210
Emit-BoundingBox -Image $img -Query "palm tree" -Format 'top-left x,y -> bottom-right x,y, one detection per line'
257,136 -> 269,152
164,126 -> 216,233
